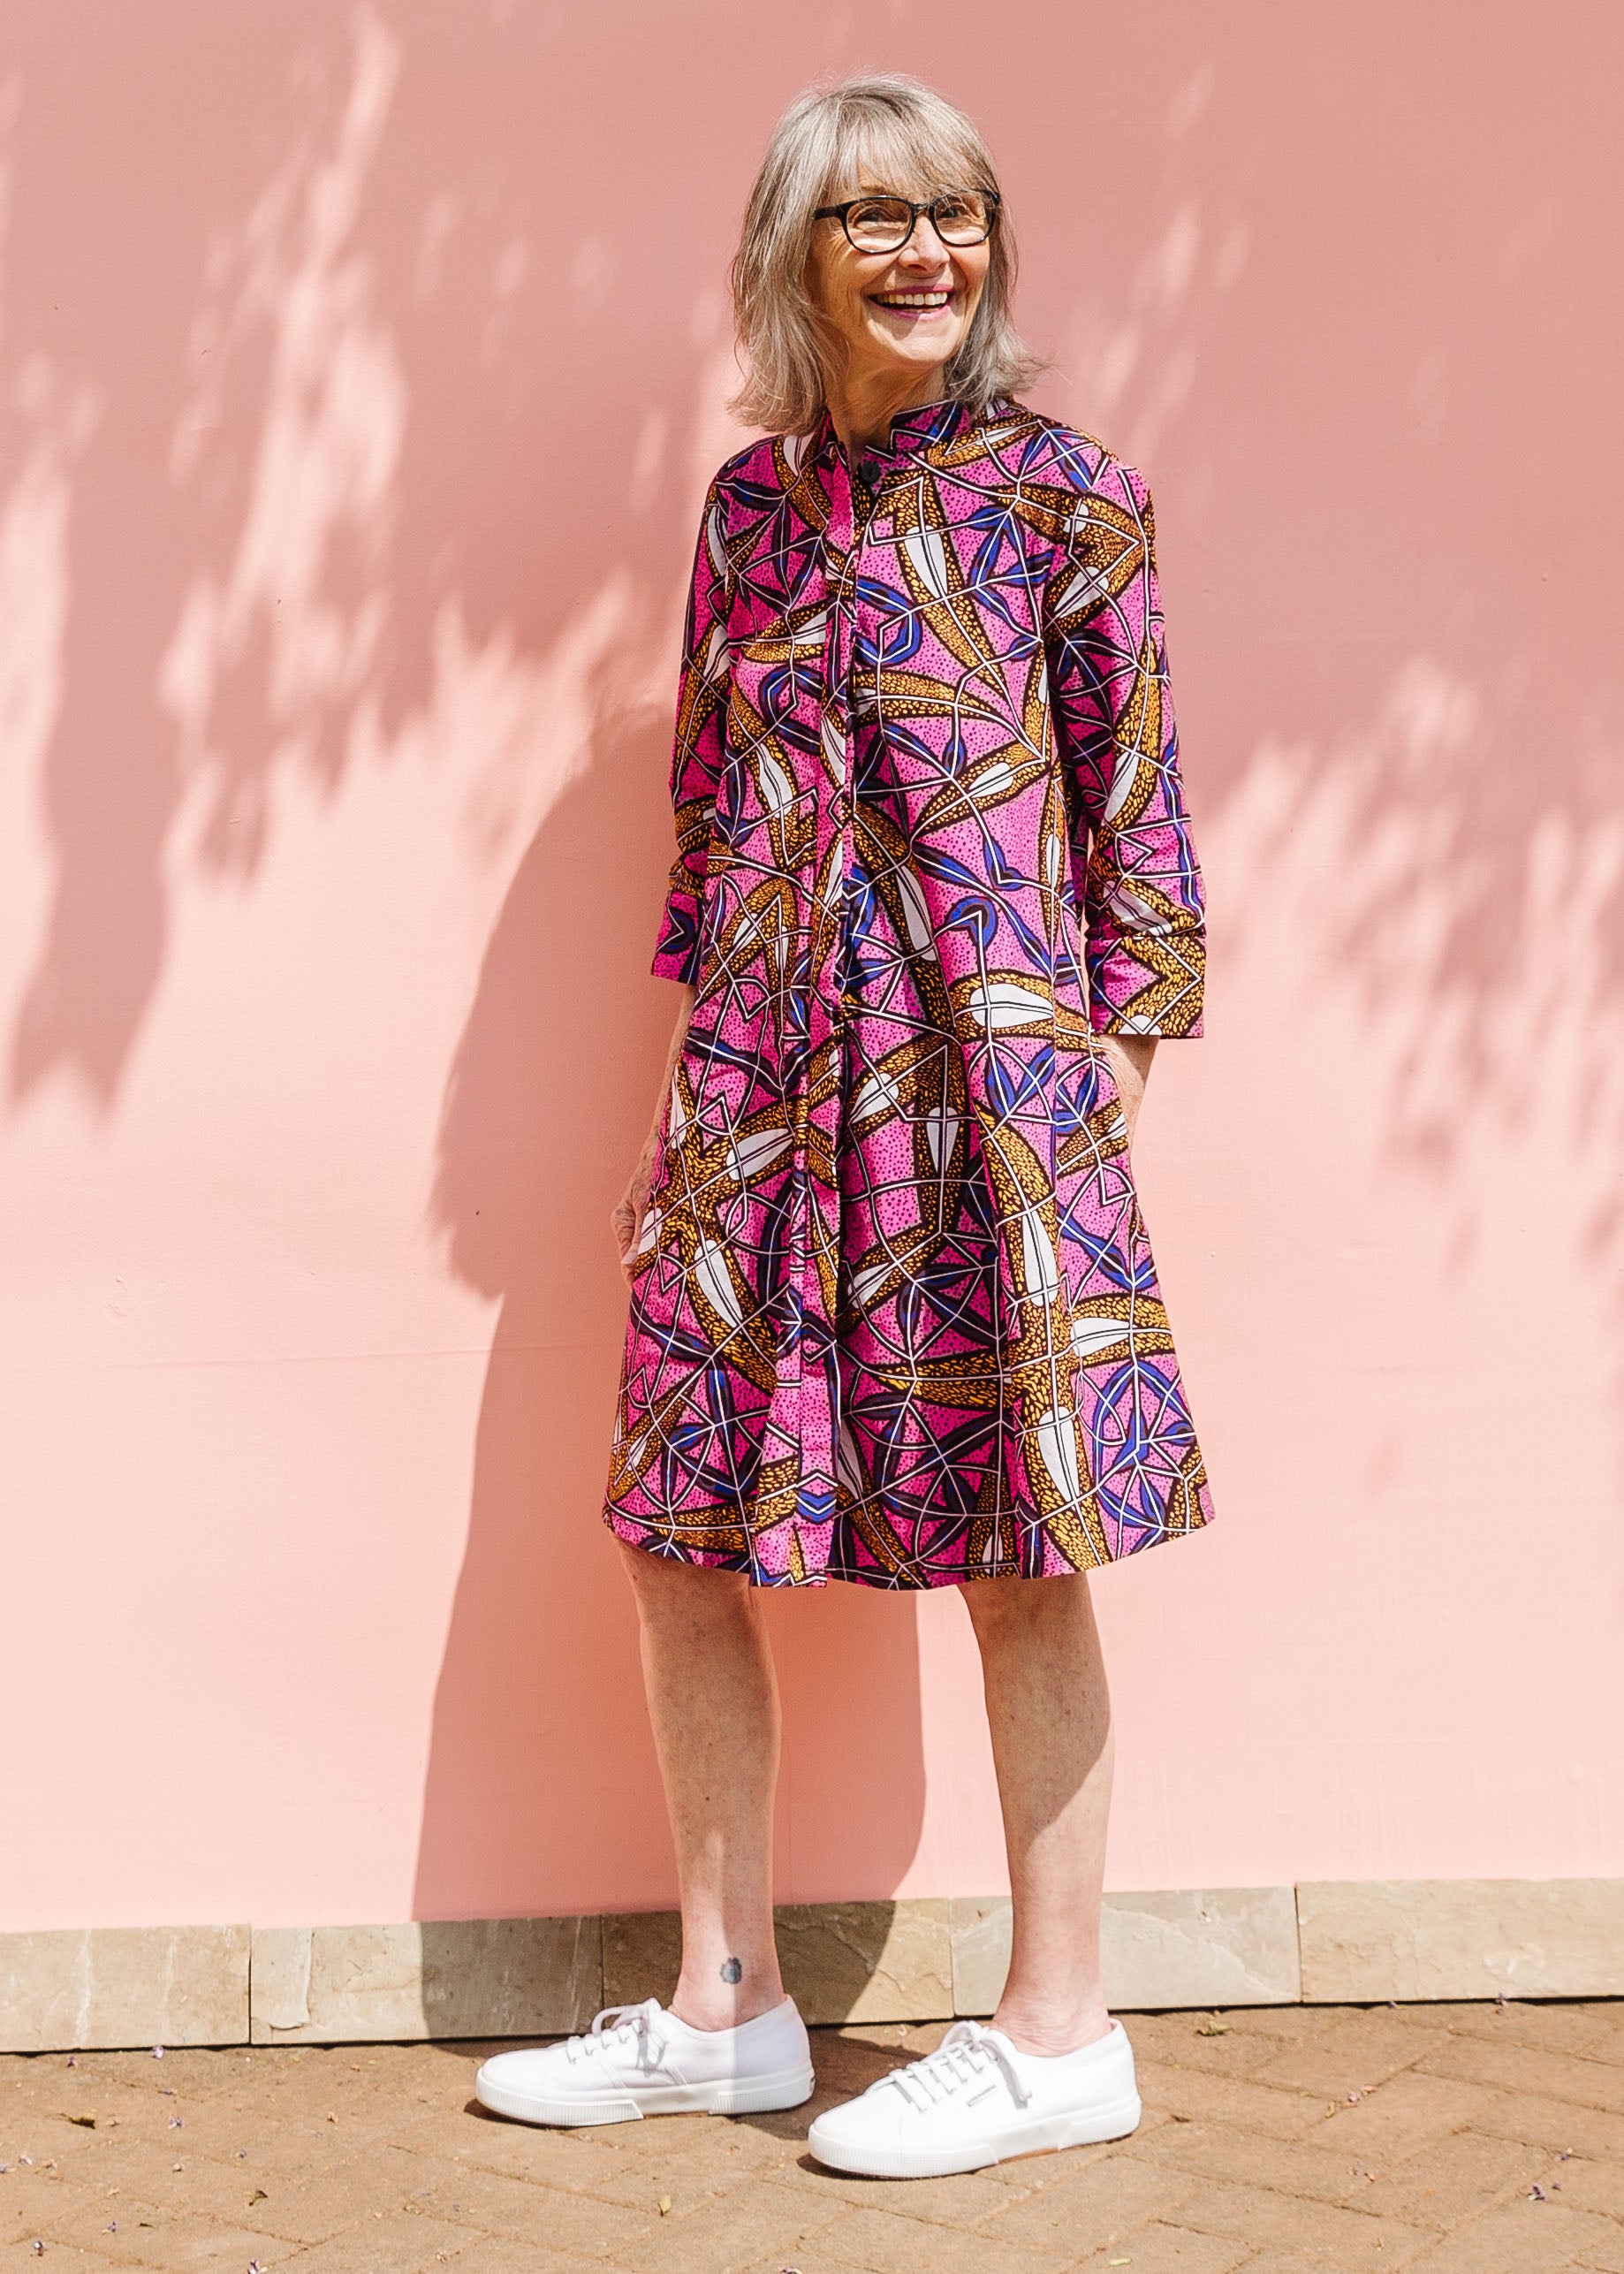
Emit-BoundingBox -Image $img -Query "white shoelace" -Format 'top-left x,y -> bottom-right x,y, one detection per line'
877,2020 -> 1032,2114
563,1997 -> 664,2070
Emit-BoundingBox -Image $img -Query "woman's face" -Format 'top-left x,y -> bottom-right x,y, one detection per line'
807,181 -> 992,394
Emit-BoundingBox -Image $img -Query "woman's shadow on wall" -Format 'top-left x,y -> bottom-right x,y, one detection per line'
412,703 -> 930,1974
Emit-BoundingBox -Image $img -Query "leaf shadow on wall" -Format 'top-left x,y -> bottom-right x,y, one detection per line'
0,0 -> 931,1930
1135,15 -> 1624,1279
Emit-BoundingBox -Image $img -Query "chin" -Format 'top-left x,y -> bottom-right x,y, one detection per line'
869,325 -> 965,367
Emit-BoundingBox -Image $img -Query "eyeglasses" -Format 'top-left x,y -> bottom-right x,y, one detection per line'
813,189 -> 1000,255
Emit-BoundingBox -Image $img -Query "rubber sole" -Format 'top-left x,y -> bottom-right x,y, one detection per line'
474,2059 -> 816,2128
806,2090 -> 1142,2178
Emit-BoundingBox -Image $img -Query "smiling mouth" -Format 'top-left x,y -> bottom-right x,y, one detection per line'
870,289 -> 953,313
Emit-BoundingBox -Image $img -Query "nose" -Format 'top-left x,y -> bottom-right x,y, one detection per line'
897,212 -> 950,262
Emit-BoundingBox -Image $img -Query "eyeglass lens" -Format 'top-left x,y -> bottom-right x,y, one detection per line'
846,193 -> 993,252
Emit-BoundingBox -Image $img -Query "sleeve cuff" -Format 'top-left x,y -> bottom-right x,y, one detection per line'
1089,1002 -> 1205,1039
1087,938 -> 1206,1038
650,893 -> 702,986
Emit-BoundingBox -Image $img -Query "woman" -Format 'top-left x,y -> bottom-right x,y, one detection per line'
475,72 -> 1212,2179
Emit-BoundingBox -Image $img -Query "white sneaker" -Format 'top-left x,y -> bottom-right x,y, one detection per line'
807,2017 -> 1141,2178
474,1996 -> 814,2126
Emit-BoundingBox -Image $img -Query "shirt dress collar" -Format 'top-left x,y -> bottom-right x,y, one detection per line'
809,394 -> 974,489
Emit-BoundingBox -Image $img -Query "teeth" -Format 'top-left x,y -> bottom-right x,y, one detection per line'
876,293 -> 950,307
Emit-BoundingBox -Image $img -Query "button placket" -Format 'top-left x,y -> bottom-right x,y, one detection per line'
825,475 -> 865,1457
777,449 -> 861,1530
823,483 -> 861,1042
830,458 -> 884,1036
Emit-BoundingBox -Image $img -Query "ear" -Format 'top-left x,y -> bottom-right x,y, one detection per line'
801,237 -> 823,311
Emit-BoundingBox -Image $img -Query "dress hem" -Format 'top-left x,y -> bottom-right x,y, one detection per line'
600,1497 -> 1213,1592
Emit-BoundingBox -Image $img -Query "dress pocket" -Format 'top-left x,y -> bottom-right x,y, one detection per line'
1051,1003 -> 1126,1137
630,1076 -> 680,1275
1085,1032 -> 1129,1140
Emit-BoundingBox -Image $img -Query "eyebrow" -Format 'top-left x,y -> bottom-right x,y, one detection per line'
846,181 -> 958,200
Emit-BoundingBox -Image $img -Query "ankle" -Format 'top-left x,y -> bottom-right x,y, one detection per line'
668,1973 -> 786,2033
991,1994 -> 1112,2057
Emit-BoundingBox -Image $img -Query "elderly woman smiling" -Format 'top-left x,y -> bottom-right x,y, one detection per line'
477,73 -> 1212,2179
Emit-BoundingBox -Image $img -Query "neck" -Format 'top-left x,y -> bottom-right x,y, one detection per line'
825,361 -> 949,458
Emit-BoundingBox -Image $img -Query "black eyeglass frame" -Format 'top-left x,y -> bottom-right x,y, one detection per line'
813,189 -> 1002,254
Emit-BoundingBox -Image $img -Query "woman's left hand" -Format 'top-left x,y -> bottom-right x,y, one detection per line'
1097,1033 -> 1157,1145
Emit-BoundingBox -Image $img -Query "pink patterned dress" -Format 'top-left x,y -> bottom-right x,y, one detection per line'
603,394 -> 1212,1587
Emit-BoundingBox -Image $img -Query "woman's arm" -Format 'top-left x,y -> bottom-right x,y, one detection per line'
1043,449 -> 1207,1133
649,479 -> 736,987
617,473 -> 737,1278
611,982 -> 696,1282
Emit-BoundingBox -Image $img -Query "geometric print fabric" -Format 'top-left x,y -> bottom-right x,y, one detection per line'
603,392 -> 1213,1586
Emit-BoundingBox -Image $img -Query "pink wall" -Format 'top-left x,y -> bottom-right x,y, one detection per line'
3,1 -> 1620,1936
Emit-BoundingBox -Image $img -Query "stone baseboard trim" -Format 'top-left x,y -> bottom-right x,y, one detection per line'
251,1916 -> 602,2045
1296,1877 -> 1624,2003
0,1927 -> 250,2053
4,1878 -> 1620,2050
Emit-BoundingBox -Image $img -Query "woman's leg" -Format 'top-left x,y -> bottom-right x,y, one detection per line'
618,1541 -> 785,2031
960,1571 -> 1114,2056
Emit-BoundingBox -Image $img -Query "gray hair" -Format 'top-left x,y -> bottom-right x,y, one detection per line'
730,74 -> 1044,437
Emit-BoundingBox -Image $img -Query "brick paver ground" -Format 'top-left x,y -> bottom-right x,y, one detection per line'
4,2000 -> 1623,2272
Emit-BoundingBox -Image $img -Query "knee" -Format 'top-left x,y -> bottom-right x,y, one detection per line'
960,1571 -> 1089,1639
960,1574 -> 1024,1638
618,1541 -> 755,1633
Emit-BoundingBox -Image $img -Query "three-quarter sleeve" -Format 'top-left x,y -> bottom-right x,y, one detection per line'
1044,458 -> 1207,1037
649,478 -> 736,986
